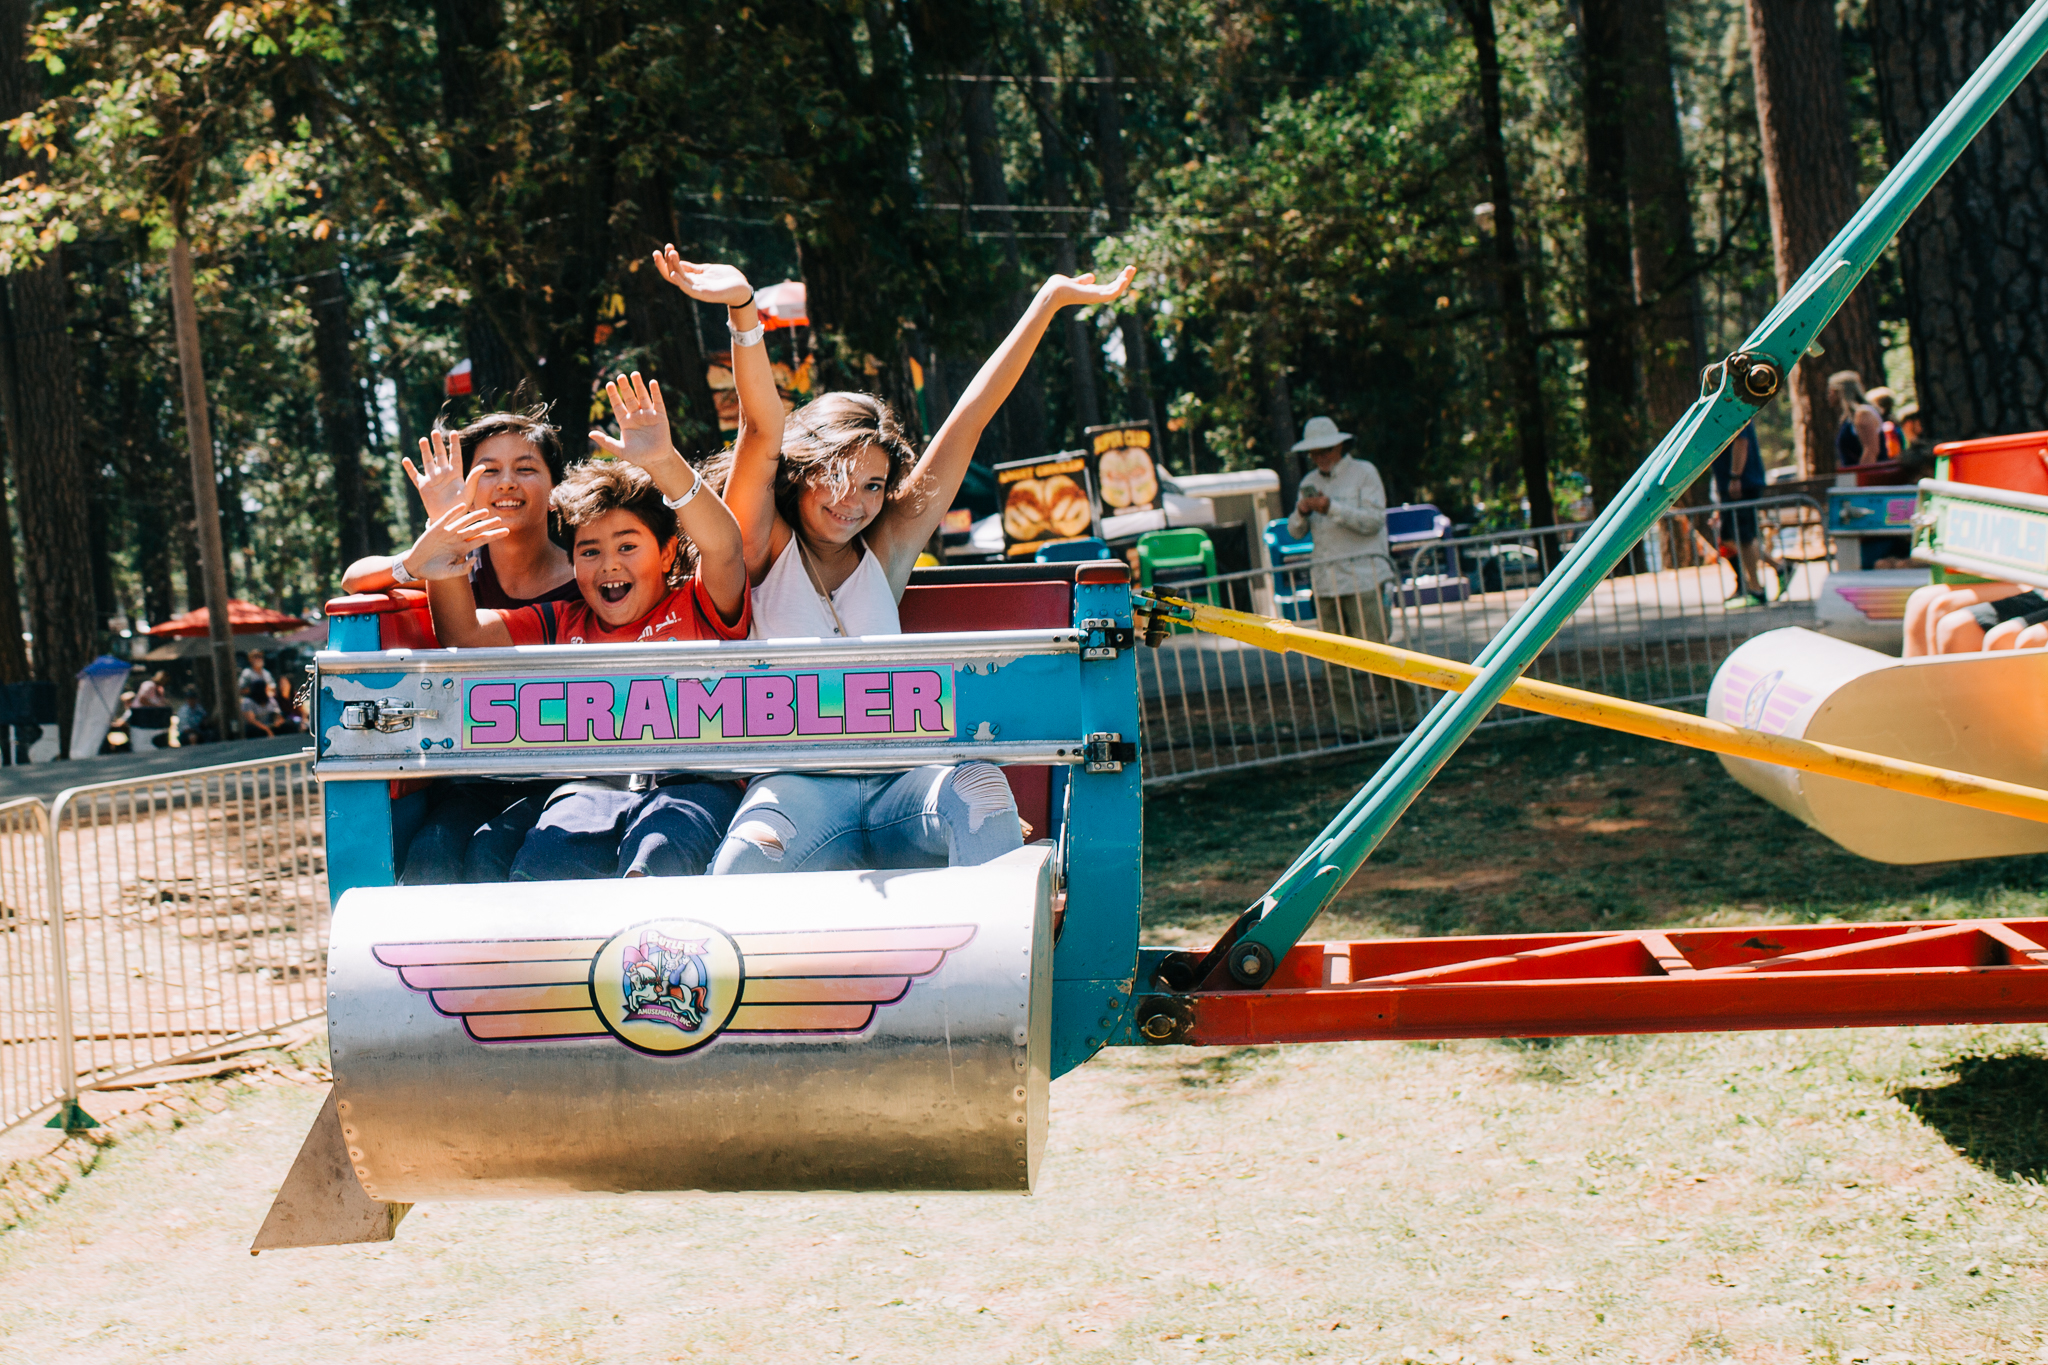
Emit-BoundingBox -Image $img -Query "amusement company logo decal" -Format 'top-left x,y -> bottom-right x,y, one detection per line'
371,921 -> 977,1055
459,667 -> 958,749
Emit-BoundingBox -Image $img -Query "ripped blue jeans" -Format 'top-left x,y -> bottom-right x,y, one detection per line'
708,763 -> 1023,875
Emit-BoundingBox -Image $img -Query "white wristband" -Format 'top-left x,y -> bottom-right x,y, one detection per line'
389,554 -> 418,585
728,318 -> 765,348
662,461 -> 705,511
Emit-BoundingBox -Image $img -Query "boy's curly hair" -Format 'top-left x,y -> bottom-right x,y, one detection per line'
550,460 -> 695,585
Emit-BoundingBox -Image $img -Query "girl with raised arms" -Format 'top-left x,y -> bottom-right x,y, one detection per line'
648,249 -> 1135,874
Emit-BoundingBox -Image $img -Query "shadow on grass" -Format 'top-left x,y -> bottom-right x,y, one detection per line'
1895,1054 -> 2048,1182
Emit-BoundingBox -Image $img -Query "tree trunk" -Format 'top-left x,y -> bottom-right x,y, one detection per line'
619,176 -> 721,454
433,0 -> 523,405
965,69 -> 1047,463
1619,0 -> 1712,561
1620,0 -> 1706,443
1093,45 -> 1162,445
1457,0 -> 1555,528
0,453 -> 27,683
1580,0 -> 1642,514
1746,0 -> 1886,475
1021,0 -> 1102,434
1870,0 -> 2048,441
311,264 -> 378,562
0,0 -> 92,743
1265,332 -> 1300,507
169,238 -> 239,742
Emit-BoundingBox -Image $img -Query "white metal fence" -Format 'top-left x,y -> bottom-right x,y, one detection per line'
1139,496 -> 1829,783
0,753 -> 327,1133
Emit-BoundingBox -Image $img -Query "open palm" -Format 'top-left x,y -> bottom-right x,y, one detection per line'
1041,265 -> 1137,311
589,372 -> 673,469
404,428 -> 472,520
652,248 -> 752,308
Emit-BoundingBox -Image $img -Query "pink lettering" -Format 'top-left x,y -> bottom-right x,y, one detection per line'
565,680 -> 616,742
620,678 -> 676,741
676,677 -> 742,740
746,675 -> 795,737
845,672 -> 891,734
468,683 -> 517,744
893,670 -> 945,733
796,674 -> 842,736
518,683 -> 564,743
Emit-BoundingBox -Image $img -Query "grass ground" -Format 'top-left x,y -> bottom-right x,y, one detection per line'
6,722 -> 2048,1363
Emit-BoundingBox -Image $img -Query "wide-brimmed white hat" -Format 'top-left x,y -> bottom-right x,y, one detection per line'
1292,415 -> 1352,452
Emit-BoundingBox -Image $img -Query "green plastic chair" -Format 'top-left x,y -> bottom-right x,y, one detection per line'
1137,529 -> 1218,632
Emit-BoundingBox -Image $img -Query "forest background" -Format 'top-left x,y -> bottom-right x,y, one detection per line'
0,0 -> 2044,745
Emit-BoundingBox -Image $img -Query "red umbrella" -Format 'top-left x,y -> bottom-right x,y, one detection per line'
149,599 -> 309,638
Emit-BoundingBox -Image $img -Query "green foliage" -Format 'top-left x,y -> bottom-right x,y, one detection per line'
0,0 -> 1815,636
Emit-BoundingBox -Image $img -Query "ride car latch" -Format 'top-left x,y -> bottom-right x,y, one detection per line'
1083,732 -> 1136,772
339,699 -> 439,734
1079,618 -> 1136,660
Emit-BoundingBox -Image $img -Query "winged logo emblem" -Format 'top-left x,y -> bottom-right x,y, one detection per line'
372,919 -> 977,1056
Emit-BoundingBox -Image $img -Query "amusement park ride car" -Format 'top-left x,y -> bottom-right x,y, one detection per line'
256,2 -> 2048,1251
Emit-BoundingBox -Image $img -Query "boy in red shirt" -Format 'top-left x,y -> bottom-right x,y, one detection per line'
414,367 -> 757,879
418,371 -> 750,645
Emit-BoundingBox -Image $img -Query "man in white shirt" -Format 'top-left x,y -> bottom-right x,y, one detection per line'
1286,416 -> 1394,735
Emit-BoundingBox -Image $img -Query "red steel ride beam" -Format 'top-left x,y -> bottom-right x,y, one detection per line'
1166,920 -> 2048,1046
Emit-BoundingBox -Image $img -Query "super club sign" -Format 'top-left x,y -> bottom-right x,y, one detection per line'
461,667 -> 957,749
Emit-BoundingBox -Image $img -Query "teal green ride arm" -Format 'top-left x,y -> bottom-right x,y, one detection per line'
1198,0 -> 2048,988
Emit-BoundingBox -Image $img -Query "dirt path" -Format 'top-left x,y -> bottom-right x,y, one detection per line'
5,1021 -> 2048,1363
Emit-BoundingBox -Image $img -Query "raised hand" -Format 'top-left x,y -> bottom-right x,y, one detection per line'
403,428 -> 474,520
1038,265 -> 1137,312
588,371 -> 680,471
651,246 -> 753,308
410,504 -> 509,581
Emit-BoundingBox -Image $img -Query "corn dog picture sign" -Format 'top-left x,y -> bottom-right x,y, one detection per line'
996,450 -> 1097,559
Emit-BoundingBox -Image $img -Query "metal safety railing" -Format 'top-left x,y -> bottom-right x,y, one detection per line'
0,798 -> 59,1131
1138,495 -> 1828,783
50,752 -> 328,1089
0,752 -> 328,1134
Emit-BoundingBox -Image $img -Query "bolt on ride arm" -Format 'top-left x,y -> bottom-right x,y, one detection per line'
1171,1 -> 2048,991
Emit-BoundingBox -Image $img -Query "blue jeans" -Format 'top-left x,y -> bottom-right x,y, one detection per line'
709,763 -> 1023,874
464,778 -> 741,881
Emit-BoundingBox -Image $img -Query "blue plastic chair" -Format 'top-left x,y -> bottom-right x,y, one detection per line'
1034,537 -> 1113,563
1262,518 -> 1317,621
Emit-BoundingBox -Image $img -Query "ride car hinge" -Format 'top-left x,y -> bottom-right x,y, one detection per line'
1082,731 -> 1137,773
338,698 -> 439,734
1078,617 -> 1136,660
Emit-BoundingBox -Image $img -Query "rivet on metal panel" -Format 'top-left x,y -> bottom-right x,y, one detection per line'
1099,1017 -> 1115,1029
354,1166 -> 371,1178
420,679 -> 431,690
1013,1087 -> 1027,1101
1012,1112 -> 1025,1125
1012,1026 -> 1028,1045
441,678 -> 453,688
336,1099 -> 351,1114
1107,996 -> 1122,1009
1085,1037 -> 1099,1048
348,1148 -> 365,1161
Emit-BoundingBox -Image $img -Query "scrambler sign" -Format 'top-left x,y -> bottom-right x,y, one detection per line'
460,667 -> 958,748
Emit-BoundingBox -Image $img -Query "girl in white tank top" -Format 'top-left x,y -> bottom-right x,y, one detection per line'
750,534 -> 900,638
662,250 -> 1135,872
